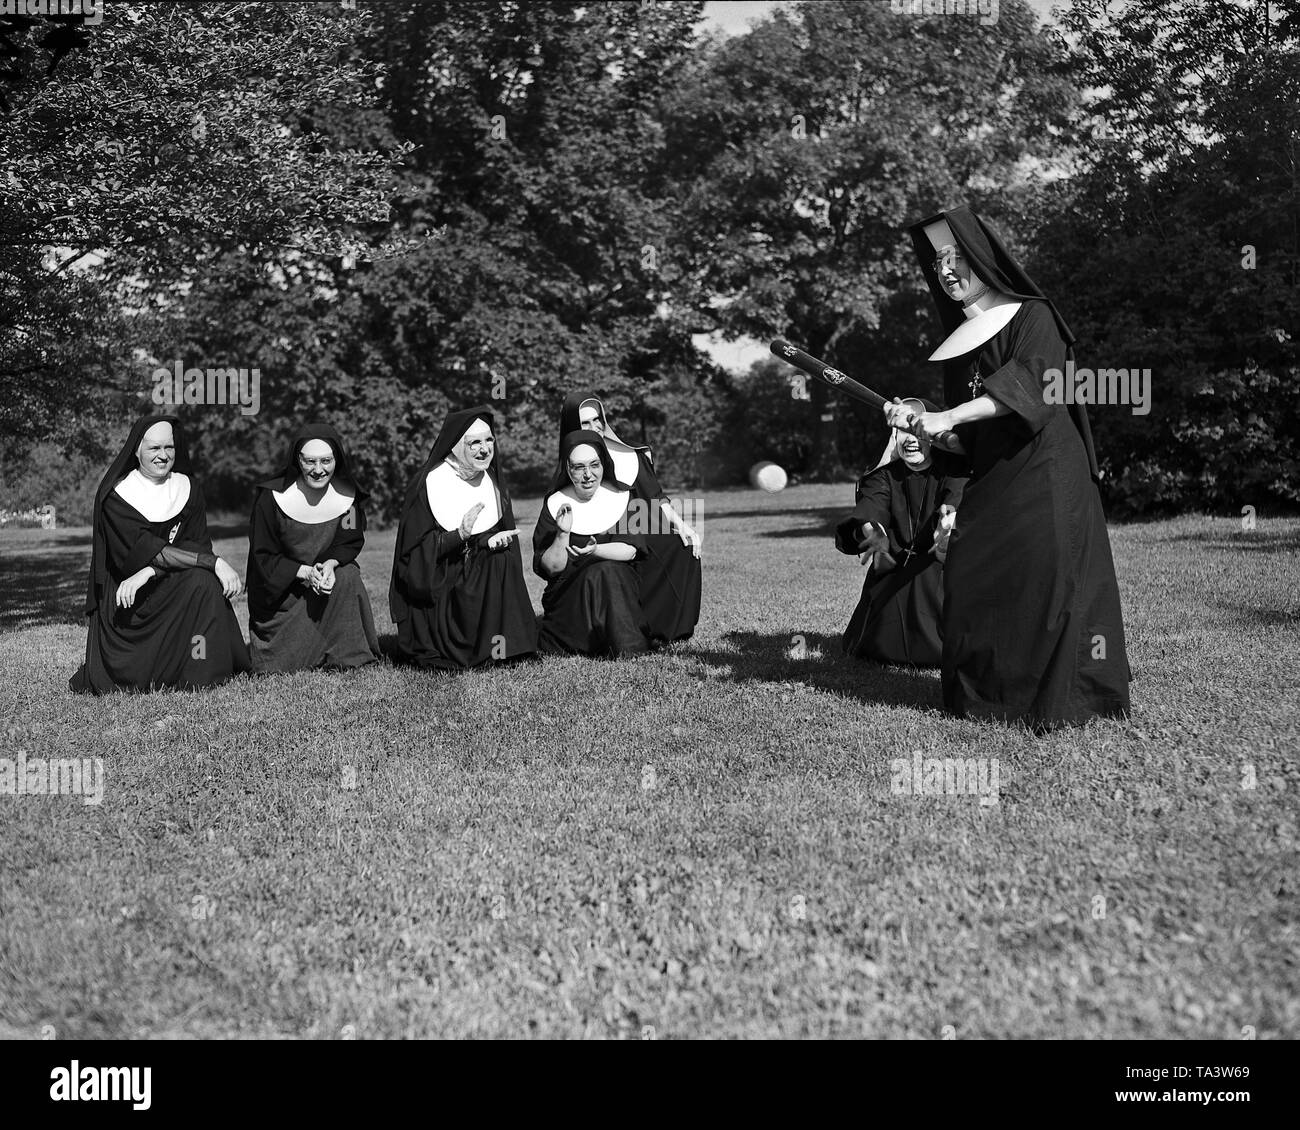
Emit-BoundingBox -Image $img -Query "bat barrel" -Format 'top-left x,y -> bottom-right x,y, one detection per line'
770,339 -> 888,410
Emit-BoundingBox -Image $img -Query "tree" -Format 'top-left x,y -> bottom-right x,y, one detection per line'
117,1 -> 728,520
0,8 -> 95,115
660,0 -> 1079,477
1031,0 -> 1300,513
0,1 -> 412,456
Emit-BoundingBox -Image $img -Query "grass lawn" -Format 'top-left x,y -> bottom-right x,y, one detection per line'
1,483 -> 1297,1039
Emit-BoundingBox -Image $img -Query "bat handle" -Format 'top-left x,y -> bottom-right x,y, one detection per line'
933,430 -> 966,455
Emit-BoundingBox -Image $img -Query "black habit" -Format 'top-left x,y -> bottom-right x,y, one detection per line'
389,406 -> 538,670
909,205 -> 1131,730
559,393 -> 701,644
835,449 -> 965,667
533,429 -> 649,658
71,415 -> 250,694
246,421 -> 381,673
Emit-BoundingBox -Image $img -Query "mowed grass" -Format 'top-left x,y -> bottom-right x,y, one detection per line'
0,484 -> 1297,1039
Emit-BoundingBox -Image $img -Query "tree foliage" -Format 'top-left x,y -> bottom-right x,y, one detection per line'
660,0 -> 1078,475
1034,0 -> 1300,513
0,1 -> 411,460
2,0 -> 1295,522
146,0 -> 723,519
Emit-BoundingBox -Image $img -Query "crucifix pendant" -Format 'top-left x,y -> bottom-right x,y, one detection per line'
968,365 -> 984,400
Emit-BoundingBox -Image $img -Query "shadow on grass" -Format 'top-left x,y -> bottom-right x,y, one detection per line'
0,530 -> 92,631
373,629 -> 547,674
687,630 -> 942,710
377,631 -> 401,661
1157,528 -> 1300,553
705,506 -> 848,540
1216,601 -> 1300,627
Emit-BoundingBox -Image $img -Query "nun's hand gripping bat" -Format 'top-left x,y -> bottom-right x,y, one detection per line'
769,339 -> 966,454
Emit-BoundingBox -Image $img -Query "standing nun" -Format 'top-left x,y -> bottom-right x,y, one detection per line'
71,414 -> 249,694
533,429 -> 649,658
389,406 -> 537,669
834,397 -> 966,667
891,205 -> 1130,730
558,393 -> 701,644
246,421 -> 381,673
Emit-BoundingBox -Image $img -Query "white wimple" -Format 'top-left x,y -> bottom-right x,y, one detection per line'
546,483 -> 631,535
113,469 -> 190,523
426,461 -> 500,533
272,480 -> 356,525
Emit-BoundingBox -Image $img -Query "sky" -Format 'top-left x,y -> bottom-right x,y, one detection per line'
700,0 -> 1068,37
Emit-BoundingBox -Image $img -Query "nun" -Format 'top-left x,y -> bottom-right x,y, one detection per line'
389,406 -> 537,669
70,415 -> 250,694
890,205 -> 1131,730
834,398 -> 966,667
533,429 -> 649,658
246,421 -> 381,673
558,394 -> 701,645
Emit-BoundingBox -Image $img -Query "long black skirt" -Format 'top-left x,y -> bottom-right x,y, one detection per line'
843,557 -> 944,668
639,532 -> 701,644
539,560 -> 648,658
250,562 -> 380,674
71,568 -> 250,694
942,419 -> 1130,731
397,550 -> 538,671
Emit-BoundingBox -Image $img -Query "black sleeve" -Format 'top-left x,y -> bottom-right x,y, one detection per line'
101,494 -> 168,578
170,479 -> 217,557
325,499 -> 365,567
394,495 -> 469,608
980,301 -> 1065,436
247,490 -> 302,609
151,545 -> 217,571
636,453 -> 668,501
835,466 -> 892,555
532,503 -> 561,579
934,452 -> 968,511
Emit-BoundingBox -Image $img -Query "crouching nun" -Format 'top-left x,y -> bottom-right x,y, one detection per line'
893,205 -> 1131,730
246,421 -> 381,673
559,393 -> 701,645
389,406 -> 538,669
533,429 -> 649,658
71,415 -> 250,694
835,398 -> 966,667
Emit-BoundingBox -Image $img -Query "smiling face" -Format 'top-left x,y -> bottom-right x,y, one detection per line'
895,399 -> 932,470
136,421 -> 176,483
933,244 -> 983,305
897,429 -> 933,470
567,443 -> 603,500
459,419 -> 495,473
297,438 -> 336,491
578,401 -> 605,434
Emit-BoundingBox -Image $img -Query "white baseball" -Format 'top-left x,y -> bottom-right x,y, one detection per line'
749,461 -> 788,493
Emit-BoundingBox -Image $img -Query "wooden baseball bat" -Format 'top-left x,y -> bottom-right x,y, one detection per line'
770,339 -> 889,410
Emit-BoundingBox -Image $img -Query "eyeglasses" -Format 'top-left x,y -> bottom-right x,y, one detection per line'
931,247 -> 965,275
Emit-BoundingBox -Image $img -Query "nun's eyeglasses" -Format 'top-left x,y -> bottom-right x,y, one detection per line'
932,248 -> 965,275
465,437 -> 494,451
